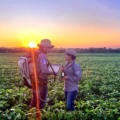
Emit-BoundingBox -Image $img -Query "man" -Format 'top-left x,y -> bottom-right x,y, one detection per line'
30,39 -> 54,109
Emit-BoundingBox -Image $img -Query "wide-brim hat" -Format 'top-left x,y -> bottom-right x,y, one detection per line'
66,48 -> 77,57
37,39 -> 54,48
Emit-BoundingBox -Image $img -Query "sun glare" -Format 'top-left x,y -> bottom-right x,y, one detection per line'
28,41 -> 37,48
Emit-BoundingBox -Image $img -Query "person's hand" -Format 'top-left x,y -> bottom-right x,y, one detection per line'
63,76 -> 68,80
60,65 -> 64,72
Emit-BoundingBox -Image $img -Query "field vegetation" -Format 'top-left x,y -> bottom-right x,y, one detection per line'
0,53 -> 120,120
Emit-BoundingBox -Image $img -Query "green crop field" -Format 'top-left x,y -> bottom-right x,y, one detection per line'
0,53 -> 120,120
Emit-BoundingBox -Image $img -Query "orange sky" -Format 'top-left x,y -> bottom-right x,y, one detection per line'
0,22 -> 120,48
0,0 -> 120,48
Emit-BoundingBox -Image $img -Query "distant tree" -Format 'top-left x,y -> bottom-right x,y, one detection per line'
0,47 -> 120,53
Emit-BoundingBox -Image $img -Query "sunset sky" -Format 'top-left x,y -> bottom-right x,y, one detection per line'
0,0 -> 120,48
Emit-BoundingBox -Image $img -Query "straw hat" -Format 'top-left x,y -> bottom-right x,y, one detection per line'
66,48 -> 77,57
37,39 -> 54,48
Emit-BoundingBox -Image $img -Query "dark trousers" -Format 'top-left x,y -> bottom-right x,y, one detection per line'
65,90 -> 78,111
30,85 -> 48,109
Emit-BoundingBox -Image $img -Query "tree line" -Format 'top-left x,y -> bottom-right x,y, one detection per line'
0,47 -> 120,53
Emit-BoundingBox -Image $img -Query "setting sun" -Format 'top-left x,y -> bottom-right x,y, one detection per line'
28,41 -> 37,48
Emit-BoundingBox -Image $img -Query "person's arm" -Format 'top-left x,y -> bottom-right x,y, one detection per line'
38,54 -> 49,75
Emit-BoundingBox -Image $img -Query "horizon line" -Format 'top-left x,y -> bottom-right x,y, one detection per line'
0,46 -> 120,49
